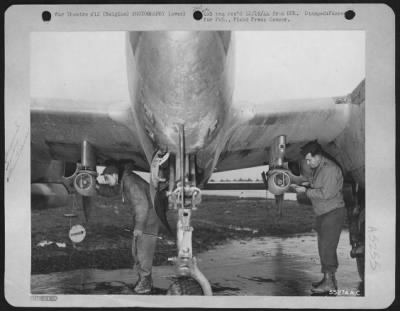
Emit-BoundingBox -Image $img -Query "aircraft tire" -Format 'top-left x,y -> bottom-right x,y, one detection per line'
166,277 -> 204,295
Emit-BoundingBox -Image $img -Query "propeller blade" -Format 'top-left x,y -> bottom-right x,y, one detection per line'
154,190 -> 172,235
81,196 -> 93,223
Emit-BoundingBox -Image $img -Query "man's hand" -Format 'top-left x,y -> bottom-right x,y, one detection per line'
96,175 -> 107,185
150,150 -> 170,188
133,229 -> 143,237
291,184 -> 307,193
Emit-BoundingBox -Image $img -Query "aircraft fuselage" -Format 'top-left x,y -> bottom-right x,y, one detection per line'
126,31 -> 233,183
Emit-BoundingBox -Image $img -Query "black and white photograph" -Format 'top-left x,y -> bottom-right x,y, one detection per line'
4,4 -> 395,308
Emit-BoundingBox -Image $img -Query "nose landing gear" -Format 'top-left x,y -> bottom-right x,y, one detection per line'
163,124 -> 212,295
150,125 -> 211,295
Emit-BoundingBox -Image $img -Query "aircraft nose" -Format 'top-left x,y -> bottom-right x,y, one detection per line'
132,31 -> 230,152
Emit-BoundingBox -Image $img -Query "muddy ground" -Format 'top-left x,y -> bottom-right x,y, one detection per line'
31,195 -> 327,275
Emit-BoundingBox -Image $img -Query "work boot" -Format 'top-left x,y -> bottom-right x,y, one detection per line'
133,276 -> 152,294
311,274 -> 326,288
311,272 -> 337,294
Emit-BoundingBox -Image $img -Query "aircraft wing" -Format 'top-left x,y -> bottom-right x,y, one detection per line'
216,95 -> 353,172
214,30 -> 364,174
31,97 -> 149,172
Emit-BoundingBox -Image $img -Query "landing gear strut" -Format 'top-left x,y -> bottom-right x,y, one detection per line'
160,124 -> 212,295
69,140 -> 97,223
262,135 -> 291,217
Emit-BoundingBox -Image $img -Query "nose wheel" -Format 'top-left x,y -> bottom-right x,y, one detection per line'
167,276 -> 204,295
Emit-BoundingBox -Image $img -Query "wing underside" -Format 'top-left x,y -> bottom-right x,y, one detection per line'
216,96 -> 353,172
31,97 -> 148,172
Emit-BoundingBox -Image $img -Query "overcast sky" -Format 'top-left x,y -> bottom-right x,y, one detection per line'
31,31 -> 365,180
31,31 -> 364,102
233,31 -> 365,101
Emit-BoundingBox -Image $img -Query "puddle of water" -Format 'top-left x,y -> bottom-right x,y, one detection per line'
192,230 -> 362,296
31,230 -> 363,296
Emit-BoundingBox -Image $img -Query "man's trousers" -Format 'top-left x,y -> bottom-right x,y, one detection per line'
315,207 -> 346,273
131,206 -> 160,280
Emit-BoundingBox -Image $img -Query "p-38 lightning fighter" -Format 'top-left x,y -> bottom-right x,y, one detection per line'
31,31 -> 365,295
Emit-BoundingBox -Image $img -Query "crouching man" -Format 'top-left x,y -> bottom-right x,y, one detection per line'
96,164 -> 160,294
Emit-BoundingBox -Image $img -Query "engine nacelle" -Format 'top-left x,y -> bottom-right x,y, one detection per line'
74,170 -> 97,196
267,169 -> 291,196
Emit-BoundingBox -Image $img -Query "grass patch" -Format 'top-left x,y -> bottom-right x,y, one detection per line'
32,195 -> 316,274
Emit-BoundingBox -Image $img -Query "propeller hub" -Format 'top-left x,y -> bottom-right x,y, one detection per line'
74,170 -> 97,196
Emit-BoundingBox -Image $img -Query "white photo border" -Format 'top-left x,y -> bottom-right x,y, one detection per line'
4,3 -> 396,308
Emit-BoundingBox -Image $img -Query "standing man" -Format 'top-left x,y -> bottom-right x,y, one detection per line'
292,141 -> 346,294
96,164 -> 160,294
